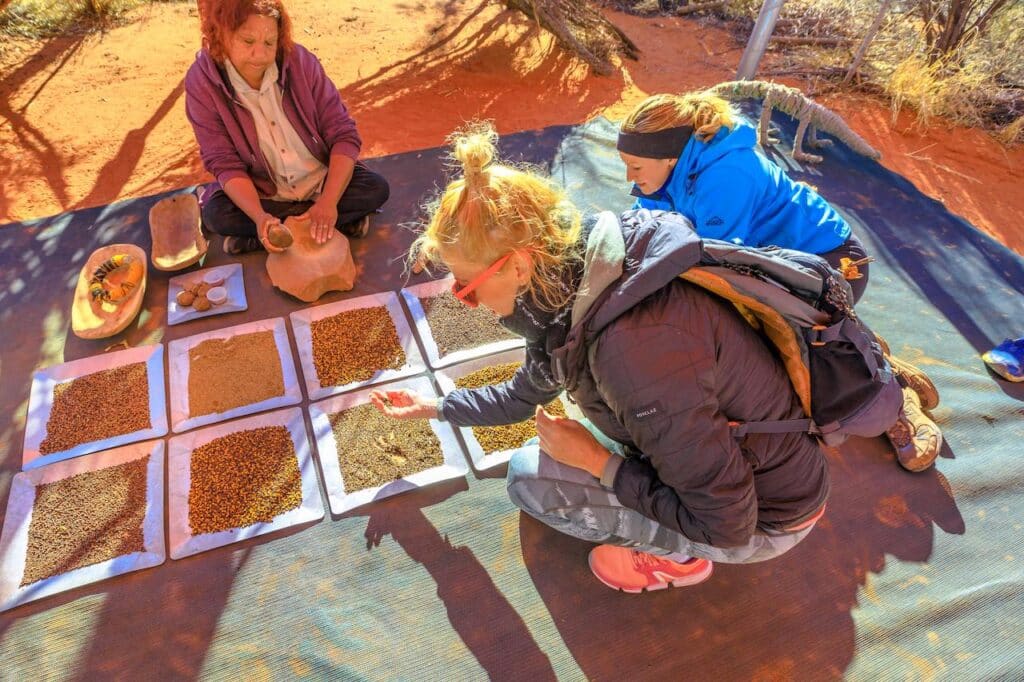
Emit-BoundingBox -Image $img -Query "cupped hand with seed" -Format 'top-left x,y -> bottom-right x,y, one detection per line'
369,389 -> 440,420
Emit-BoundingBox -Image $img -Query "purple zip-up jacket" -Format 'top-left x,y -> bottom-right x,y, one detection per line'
184,43 -> 361,202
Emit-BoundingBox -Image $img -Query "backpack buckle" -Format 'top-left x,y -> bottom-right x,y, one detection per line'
810,324 -> 828,346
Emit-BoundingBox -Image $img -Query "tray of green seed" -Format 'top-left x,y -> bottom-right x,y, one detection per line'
290,291 -> 426,402
0,440 -> 165,612
308,375 -> 467,515
22,343 -> 168,470
166,407 -> 323,559
168,317 -> 301,433
435,349 -> 568,472
400,275 -> 523,369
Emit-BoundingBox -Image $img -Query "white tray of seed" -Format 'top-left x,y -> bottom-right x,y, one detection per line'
167,263 -> 247,326
308,375 -> 467,515
0,440 -> 165,612
166,407 -> 324,559
290,290 -> 426,402
400,275 -> 523,369
168,316 -> 301,433
435,348 -> 569,472
22,343 -> 168,470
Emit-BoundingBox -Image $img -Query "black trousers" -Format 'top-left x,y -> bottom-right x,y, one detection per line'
201,163 -> 390,238
820,232 -> 870,304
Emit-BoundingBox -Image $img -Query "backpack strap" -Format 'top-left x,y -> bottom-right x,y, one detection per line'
807,317 -> 888,381
729,419 -> 843,439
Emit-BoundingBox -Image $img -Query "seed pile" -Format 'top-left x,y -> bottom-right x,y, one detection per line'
188,331 -> 285,418
455,362 -> 567,453
418,290 -> 517,356
329,403 -> 443,492
188,426 -> 302,535
21,456 -> 149,586
311,306 -> 406,387
39,362 -> 151,454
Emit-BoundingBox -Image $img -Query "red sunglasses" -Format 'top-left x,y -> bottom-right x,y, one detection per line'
451,252 -> 513,308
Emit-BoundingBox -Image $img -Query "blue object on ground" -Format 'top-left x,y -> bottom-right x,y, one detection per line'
982,336 -> 1024,382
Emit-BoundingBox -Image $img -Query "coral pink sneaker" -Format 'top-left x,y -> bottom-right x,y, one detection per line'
588,545 -> 713,593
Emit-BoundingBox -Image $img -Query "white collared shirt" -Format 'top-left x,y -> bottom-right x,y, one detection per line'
225,59 -> 327,201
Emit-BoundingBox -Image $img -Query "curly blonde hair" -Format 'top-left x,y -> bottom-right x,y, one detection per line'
622,92 -> 736,142
412,121 -> 582,312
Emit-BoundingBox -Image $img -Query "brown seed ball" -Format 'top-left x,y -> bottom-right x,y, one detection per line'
195,282 -> 212,296
177,290 -> 196,306
267,224 -> 293,249
193,295 -> 212,312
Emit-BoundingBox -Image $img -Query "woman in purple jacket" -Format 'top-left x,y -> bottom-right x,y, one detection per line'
370,123 -> 829,594
185,0 -> 388,254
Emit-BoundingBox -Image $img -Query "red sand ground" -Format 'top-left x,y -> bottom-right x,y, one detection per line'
1,0 -> 1022,254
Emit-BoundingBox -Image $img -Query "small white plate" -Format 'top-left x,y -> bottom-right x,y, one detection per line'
308,376 -> 467,515
290,291 -> 426,402
166,407 -> 324,559
0,440 -> 166,612
22,344 -> 168,470
435,348 -> 566,472
168,317 -> 301,433
167,263 -> 247,326
400,275 -> 523,369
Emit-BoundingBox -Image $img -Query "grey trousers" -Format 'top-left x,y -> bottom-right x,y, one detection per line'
506,447 -> 817,564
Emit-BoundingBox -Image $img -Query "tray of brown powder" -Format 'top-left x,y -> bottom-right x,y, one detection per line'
22,343 -> 168,470
435,349 -> 568,472
0,440 -> 165,612
308,376 -> 467,514
400,275 -> 523,369
168,317 -> 301,433
166,407 -> 324,559
290,291 -> 425,402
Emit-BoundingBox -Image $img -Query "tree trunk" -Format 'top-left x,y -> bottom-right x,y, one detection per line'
844,0 -> 893,84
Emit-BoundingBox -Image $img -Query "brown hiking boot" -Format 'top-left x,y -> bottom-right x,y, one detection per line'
885,387 -> 943,472
888,355 -> 940,410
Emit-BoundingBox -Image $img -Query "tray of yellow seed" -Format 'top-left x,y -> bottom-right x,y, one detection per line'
435,349 -> 568,472
0,440 -> 165,612
166,407 -> 323,559
400,275 -> 523,369
290,290 -> 426,402
22,343 -> 168,470
308,375 -> 467,515
168,316 -> 301,433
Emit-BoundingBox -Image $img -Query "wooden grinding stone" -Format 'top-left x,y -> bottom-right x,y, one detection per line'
71,244 -> 148,340
266,215 -> 356,303
149,192 -> 208,271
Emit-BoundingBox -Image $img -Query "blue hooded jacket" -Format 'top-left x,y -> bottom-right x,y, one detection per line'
632,121 -> 850,254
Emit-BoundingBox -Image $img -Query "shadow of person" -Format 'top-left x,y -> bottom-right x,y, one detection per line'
519,435 -> 964,679
348,479 -> 557,681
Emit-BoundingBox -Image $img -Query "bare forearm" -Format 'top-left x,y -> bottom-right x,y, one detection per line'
319,154 -> 355,205
222,176 -> 269,225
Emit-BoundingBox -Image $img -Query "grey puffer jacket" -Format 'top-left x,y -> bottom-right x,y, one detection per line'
441,209 -> 829,547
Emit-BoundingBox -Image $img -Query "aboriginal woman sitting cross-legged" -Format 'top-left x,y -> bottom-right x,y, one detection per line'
368,122 -> 829,593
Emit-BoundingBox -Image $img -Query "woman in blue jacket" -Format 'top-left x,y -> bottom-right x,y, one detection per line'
617,92 -> 941,472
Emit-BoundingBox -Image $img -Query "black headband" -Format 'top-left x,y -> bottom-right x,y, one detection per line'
616,125 -> 694,159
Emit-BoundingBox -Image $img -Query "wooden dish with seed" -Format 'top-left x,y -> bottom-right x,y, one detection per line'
0,440 -> 166,613
290,291 -> 426,402
308,376 -> 467,515
23,343 -> 168,471
166,407 -> 324,560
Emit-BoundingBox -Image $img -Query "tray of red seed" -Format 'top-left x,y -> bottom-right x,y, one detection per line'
435,349 -> 569,472
0,440 -> 165,612
22,343 -> 168,470
290,291 -> 426,402
308,375 -> 467,515
168,317 -> 301,433
399,275 -> 523,369
166,407 -> 323,559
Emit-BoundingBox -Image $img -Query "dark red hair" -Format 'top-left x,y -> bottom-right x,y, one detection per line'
200,0 -> 295,62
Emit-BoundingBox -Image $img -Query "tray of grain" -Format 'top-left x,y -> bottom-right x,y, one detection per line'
0,440 -> 165,612
399,275 -> 523,369
166,407 -> 324,559
290,290 -> 426,402
22,343 -> 168,470
168,316 -> 301,433
308,375 -> 467,515
435,349 -> 568,472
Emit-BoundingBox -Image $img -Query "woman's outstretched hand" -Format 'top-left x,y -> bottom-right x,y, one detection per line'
535,406 -> 611,479
369,389 -> 439,420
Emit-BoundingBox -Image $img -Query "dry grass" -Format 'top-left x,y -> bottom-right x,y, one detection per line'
0,0 -> 183,39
